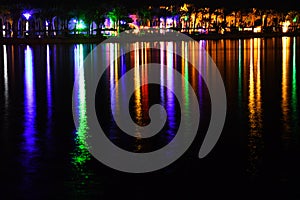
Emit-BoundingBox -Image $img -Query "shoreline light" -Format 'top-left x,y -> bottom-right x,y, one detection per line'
23,13 -> 31,20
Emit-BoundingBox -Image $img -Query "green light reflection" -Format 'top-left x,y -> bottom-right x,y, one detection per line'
292,37 -> 297,115
184,42 -> 190,107
72,44 -> 91,167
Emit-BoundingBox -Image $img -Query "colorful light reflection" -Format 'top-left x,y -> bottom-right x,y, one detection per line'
291,37 -> 298,119
281,37 -> 290,135
23,45 -> 37,154
72,44 -> 91,167
247,38 -> 263,175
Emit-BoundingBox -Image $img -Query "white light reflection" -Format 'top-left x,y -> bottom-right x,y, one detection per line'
3,45 -> 8,107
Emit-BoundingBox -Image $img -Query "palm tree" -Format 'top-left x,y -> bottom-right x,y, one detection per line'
40,5 -> 60,36
287,10 -> 299,28
213,9 -> 223,32
10,4 -> 23,38
191,6 -> 200,32
138,7 -> 151,27
214,9 -> 223,26
0,6 -> 11,37
222,8 -> 231,32
107,6 -> 127,34
93,8 -> 106,35
170,5 -> 180,29
198,8 -> 206,28
207,8 -> 214,30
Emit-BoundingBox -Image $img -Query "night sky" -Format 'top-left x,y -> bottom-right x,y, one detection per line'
1,0 -> 299,11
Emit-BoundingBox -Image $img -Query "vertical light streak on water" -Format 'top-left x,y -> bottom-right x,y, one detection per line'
46,45 -> 52,122
133,42 -> 142,141
105,43 -> 116,140
256,38 -> 262,124
238,40 -> 242,107
21,45 -> 38,190
159,42 -> 166,120
141,43 -> 149,124
120,45 -> 127,121
281,37 -> 291,137
72,44 -> 90,171
110,43 -> 115,103
3,45 -> 8,108
53,45 -> 57,78
23,45 -> 36,155
183,42 -> 190,113
11,46 -> 15,86
109,43 -> 117,129
190,42 -> 197,92
114,43 -> 119,83
291,37 -> 298,135
243,40 -> 248,98
166,41 -> 176,139
247,38 -> 263,176
160,42 -> 165,105
1,45 -> 9,151
198,40 -> 206,106
183,41 -> 192,141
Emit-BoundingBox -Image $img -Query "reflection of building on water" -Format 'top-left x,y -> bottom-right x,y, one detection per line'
247,38 -> 264,176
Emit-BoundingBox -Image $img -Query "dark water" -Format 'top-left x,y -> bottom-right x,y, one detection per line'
0,37 -> 299,199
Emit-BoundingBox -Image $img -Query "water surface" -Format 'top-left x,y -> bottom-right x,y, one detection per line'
0,37 -> 299,199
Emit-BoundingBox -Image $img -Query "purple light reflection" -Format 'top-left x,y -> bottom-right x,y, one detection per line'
21,45 -> 39,189
46,45 -> 52,122
23,45 -> 36,154
165,42 -> 176,139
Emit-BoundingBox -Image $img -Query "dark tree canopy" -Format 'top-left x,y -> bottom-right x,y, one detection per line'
0,0 -> 299,11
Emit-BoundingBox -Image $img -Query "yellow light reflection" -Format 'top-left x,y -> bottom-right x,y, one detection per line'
247,38 -> 264,176
133,42 -> 142,142
281,37 -> 291,136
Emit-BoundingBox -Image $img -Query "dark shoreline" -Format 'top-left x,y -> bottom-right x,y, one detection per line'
0,32 -> 299,44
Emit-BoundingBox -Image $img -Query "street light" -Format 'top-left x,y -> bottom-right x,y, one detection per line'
23,13 -> 31,20
23,13 -> 31,36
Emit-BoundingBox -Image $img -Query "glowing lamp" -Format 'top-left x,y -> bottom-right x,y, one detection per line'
77,20 -> 86,30
23,13 -> 31,20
